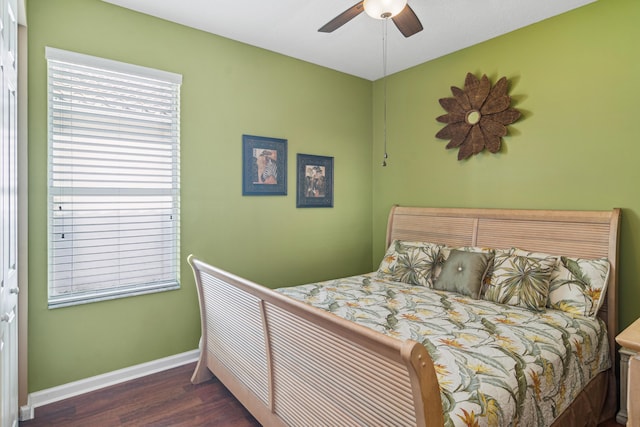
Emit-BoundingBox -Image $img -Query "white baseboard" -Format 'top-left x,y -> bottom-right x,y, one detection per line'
20,349 -> 199,421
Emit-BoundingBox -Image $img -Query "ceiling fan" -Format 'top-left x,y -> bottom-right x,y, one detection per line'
318,0 -> 423,38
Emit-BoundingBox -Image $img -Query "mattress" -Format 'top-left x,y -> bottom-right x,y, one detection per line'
278,273 -> 610,427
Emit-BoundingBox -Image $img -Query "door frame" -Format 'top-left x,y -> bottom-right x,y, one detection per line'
16,19 -> 27,415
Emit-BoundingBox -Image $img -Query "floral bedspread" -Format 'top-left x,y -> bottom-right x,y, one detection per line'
277,274 -> 610,427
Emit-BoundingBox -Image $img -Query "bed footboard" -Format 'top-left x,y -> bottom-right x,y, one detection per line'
188,255 -> 444,427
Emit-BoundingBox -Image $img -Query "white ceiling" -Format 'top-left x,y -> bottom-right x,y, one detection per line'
102,0 -> 596,81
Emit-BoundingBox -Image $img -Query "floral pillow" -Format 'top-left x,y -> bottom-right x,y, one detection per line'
480,247 -> 512,296
548,256 -> 610,318
511,248 -> 559,262
483,254 -> 557,311
376,240 -> 444,287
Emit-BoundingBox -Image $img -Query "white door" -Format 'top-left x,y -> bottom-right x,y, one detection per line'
0,0 -> 19,425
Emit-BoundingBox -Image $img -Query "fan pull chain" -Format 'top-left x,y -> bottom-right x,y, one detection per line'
382,18 -> 389,167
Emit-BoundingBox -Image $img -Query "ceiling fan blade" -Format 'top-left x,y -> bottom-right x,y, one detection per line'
392,4 -> 423,38
318,1 -> 364,33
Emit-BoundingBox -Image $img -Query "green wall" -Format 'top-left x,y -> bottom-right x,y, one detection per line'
27,0 -> 373,391
372,0 -> 640,330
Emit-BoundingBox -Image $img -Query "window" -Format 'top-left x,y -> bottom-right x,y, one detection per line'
46,47 -> 182,308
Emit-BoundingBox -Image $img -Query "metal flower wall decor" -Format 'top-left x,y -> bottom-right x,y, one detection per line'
435,73 -> 521,160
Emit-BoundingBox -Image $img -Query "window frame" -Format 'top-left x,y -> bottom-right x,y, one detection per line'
46,47 -> 182,308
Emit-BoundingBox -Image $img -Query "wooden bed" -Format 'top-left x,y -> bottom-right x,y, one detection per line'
188,206 -> 620,426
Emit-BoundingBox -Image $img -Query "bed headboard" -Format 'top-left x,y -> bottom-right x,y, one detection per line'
386,205 -> 621,418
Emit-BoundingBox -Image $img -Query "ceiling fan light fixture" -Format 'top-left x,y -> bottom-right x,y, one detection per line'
363,0 -> 407,19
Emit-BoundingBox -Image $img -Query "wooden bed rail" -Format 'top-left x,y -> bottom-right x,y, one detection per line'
188,255 -> 444,427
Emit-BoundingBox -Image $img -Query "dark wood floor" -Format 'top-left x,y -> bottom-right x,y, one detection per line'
20,362 -> 624,426
20,363 -> 260,427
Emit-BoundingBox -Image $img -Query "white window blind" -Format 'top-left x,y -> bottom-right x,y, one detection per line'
46,47 -> 182,308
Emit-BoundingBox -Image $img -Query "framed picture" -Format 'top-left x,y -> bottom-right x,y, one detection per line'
242,134 -> 287,195
296,154 -> 334,208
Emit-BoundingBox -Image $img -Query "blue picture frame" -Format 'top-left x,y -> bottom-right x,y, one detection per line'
242,134 -> 287,196
296,154 -> 333,208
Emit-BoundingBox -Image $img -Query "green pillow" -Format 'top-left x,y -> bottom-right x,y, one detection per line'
433,249 -> 492,298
